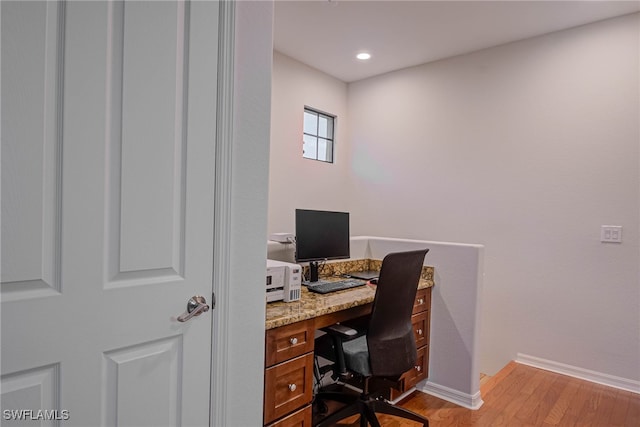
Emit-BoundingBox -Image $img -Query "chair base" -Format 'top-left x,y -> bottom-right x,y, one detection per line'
314,389 -> 429,427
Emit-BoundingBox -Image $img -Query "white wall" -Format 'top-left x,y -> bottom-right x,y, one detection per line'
269,52 -> 350,234
347,13 -> 639,385
223,1 -> 273,425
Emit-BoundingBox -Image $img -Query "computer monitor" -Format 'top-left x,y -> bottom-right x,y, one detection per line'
295,209 -> 350,282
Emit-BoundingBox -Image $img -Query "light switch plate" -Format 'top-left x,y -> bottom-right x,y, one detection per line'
601,225 -> 622,243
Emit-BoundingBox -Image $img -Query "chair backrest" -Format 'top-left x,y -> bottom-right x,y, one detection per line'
366,249 -> 429,378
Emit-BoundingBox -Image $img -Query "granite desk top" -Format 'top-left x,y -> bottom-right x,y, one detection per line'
265,260 -> 434,330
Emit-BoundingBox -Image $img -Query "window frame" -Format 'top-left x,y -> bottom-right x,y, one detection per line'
302,106 -> 335,163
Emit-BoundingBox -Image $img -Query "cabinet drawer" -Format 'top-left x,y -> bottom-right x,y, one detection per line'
412,288 -> 431,314
390,345 -> 429,400
264,353 -> 314,424
404,345 -> 428,389
265,319 -> 315,367
411,311 -> 429,349
265,404 -> 312,427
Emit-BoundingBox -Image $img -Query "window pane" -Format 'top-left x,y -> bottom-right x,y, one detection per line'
303,135 -> 317,159
317,139 -> 327,161
303,111 -> 317,135
318,115 -> 333,139
317,138 -> 333,162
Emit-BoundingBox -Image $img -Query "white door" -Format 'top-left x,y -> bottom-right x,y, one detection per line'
1,1 -> 219,425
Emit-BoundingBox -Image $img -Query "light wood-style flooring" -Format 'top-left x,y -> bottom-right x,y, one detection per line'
336,361 -> 640,426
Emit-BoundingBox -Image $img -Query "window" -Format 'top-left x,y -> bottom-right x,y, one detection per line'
303,107 -> 335,163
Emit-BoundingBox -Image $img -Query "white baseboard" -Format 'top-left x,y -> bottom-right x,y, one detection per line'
390,387 -> 417,405
417,381 -> 484,410
516,353 -> 640,394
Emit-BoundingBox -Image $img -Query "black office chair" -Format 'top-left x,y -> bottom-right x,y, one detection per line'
314,249 -> 430,427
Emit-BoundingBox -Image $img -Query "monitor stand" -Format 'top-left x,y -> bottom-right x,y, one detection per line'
309,261 -> 319,282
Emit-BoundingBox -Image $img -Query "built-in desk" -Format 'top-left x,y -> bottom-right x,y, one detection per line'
263,262 -> 434,427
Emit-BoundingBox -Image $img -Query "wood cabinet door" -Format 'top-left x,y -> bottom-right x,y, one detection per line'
264,353 -> 314,424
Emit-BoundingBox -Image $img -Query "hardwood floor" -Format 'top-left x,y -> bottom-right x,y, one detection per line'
332,362 -> 640,426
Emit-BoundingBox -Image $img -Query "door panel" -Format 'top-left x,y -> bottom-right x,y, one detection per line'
117,0 -> 186,275
105,0 -> 188,285
1,0 -> 63,301
103,337 -> 182,427
1,1 -> 219,425
1,364 -> 60,426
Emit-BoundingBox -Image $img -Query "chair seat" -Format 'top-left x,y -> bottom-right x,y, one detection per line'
342,335 -> 371,376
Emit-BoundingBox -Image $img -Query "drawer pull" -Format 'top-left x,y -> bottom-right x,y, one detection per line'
415,365 -> 422,372
417,298 -> 425,305
417,328 -> 423,336
288,383 -> 297,392
289,337 -> 298,345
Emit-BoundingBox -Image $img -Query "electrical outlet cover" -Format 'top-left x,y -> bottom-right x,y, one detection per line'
600,225 -> 622,243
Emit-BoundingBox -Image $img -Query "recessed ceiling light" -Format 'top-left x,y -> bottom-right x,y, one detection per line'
356,52 -> 371,60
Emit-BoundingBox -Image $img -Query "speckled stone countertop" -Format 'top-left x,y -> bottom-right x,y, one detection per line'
265,260 -> 434,330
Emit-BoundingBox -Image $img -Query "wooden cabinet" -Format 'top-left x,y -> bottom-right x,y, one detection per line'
390,287 -> 431,400
265,405 -> 312,427
403,346 -> 429,390
264,320 -> 315,425
264,286 -> 433,423
412,310 -> 429,349
265,319 -> 315,367
413,287 -> 431,314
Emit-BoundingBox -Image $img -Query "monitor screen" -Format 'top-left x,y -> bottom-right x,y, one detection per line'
295,209 -> 350,263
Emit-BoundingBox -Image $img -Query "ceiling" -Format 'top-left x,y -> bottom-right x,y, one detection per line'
273,0 -> 640,82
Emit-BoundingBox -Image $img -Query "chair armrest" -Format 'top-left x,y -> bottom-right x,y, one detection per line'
324,323 -> 359,339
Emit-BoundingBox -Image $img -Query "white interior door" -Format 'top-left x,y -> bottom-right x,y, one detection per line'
1,1 -> 219,425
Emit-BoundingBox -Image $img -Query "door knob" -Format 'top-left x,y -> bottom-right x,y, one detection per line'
177,295 -> 210,322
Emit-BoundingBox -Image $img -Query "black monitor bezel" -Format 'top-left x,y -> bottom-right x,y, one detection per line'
294,209 -> 350,263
